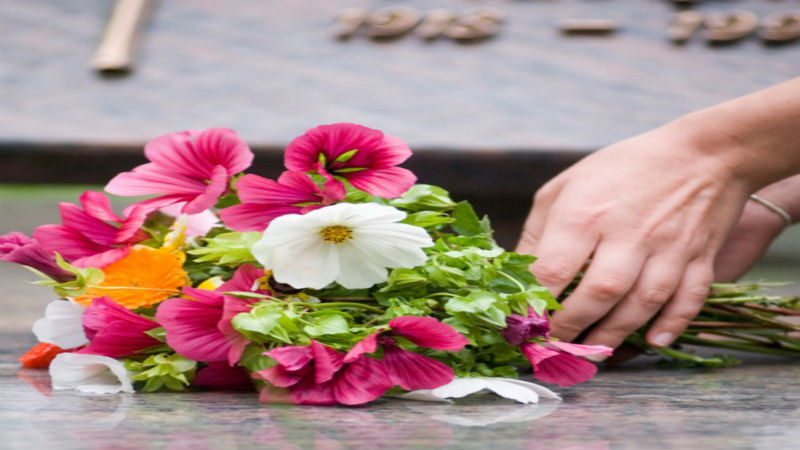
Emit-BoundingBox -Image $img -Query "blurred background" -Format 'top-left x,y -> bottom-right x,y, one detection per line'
3,0 -> 800,329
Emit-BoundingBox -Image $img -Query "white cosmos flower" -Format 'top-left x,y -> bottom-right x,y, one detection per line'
32,300 -> 89,349
251,202 -> 434,289
398,377 -> 562,404
50,353 -> 134,394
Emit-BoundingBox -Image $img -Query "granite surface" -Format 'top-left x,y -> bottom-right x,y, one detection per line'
2,187 -> 800,450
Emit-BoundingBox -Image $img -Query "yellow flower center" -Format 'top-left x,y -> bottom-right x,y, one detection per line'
320,225 -> 352,244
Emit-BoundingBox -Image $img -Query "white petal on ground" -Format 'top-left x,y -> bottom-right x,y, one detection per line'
50,353 -> 134,394
251,203 -> 434,290
403,401 -> 562,427
32,300 -> 89,349
398,377 -> 562,404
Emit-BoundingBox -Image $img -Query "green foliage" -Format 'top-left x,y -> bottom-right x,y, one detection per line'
125,353 -> 197,392
390,184 -> 456,212
29,253 -> 104,298
189,232 -> 260,265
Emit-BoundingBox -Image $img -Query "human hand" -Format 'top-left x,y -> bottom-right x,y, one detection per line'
516,120 -> 751,350
714,176 -> 800,282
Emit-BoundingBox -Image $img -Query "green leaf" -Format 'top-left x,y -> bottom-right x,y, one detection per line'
125,353 -> 197,392
144,327 -> 167,342
304,314 -> 350,337
379,268 -> 428,294
445,291 -> 508,327
402,211 -> 454,229
390,185 -> 456,212
231,303 -> 299,344
189,232 -> 261,265
450,201 -> 491,236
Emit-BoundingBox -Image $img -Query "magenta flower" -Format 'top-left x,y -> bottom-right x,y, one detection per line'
155,287 -> 255,365
253,340 -> 392,405
521,341 -> 613,387
216,264 -> 272,295
501,309 -> 612,386
284,123 -> 416,199
33,191 -> 148,268
105,127 -> 254,215
0,232 -> 74,282
78,297 -> 160,358
220,172 -> 344,232
345,316 -> 469,390
501,308 -> 551,346
193,361 -> 253,391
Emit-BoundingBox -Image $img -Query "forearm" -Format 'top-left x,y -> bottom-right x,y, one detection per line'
668,77 -> 800,191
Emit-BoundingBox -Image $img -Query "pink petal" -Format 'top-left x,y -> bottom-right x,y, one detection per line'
114,204 -> 149,244
343,332 -> 380,363
0,232 -> 74,282
284,123 -> 384,172
346,167 -> 417,199
155,296 -> 229,362
381,345 -> 454,390
216,264 -> 270,294
143,128 -> 253,179
181,165 -> 229,214
193,362 -> 254,391
332,356 -> 392,405
288,379 -> 338,405
79,191 -> 122,223
58,202 -> 119,246
388,316 -> 469,351
266,345 -> 313,370
33,224 -> 110,263
521,342 -> 600,387
106,164 -> 208,197
159,203 -> 220,237
72,247 -> 131,269
252,365 -> 307,388
345,133 -> 412,169
81,297 -> 160,357
548,341 -> 614,357
236,173 -> 320,205
310,340 -> 344,384
218,296 -> 256,365
220,203 -> 303,232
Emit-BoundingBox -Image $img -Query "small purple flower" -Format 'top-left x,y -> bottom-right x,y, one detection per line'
501,308 -> 551,346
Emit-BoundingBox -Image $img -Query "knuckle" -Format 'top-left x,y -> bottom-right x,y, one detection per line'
636,285 -> 674,309
532,261 -> 574,286
585,277 -> 629,302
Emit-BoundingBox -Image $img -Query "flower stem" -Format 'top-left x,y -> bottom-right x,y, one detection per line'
676,334 -> 800,357
294,301 -> 384,314
497,270 -> 526,293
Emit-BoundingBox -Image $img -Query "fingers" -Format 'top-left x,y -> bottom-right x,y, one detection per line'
646,258 -> 714,347
548,241 -> 648,342
579,254 -> 685,348
529,222 -> 598,299
515,184 -> 561,256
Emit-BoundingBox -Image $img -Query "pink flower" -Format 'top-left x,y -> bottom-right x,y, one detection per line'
33,191 -> 148,268
521,341 -> 613,387
220,172 -> 344,232
193,361 -> 253,391
345,316 -> 469,390
253,340 -> 392,405
155,287 -> 255,365
284,123 -> 416,199
79,297 -> 160,358
0,232 -> 74,282
502,309 -> 613,386
158,203 -> 220,237
216,264 -> 272,295
501,308 -> 551,346
105,128 -> 254,215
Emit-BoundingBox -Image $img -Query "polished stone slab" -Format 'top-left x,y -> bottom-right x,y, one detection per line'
2,331 -> 800,450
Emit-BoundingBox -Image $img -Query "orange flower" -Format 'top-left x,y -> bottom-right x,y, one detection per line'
75,246 -> 189,309
18,342 -> 65,369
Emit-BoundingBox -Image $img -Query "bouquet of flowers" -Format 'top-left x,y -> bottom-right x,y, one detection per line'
3,124 -> 799,406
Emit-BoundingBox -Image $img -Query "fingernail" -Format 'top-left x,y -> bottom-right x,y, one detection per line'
584,354 -> 608,363
651,332 -> 674,347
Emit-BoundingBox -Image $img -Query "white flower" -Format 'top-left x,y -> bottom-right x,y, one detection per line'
50,353 -> 134,394
398,377 -> 562,404
32,300 -> 89,349
251,203 -> 434,289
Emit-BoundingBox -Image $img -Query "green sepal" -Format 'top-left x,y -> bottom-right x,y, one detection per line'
390,184 -> 456,212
